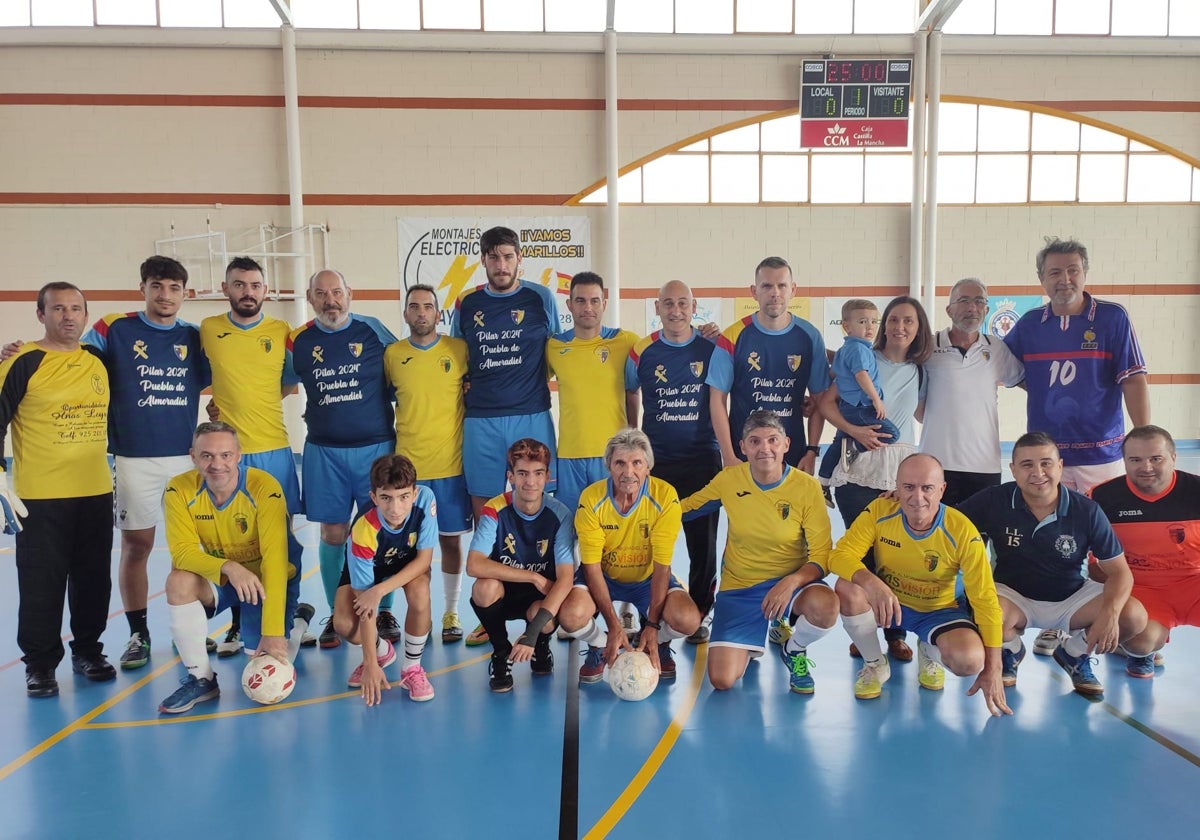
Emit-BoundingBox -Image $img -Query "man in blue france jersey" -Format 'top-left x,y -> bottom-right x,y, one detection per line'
709,256 -> 831,473
1005,237 -> 1149,495
333,454 -> 438,706
467,439 -> 575,692
627,280 -> 722,643
956,432 -> 1145,696
286,269 -> 403,648
450,226 -> 562,520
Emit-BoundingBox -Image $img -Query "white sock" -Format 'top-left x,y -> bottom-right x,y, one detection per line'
376,637 -> 389,656
659,622 -> 686,643
785,615 -> 829,654
443,571 -> 462,614
578,618 -> 607,647
404,632 -> 428,669
170,601 -> 214,681
842,610 -> 884,662
286,610 -> 311,662
1002,636 -> 1024,653
1063,629 -> 1089,658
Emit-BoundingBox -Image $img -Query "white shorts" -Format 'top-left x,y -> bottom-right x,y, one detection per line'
113,454 -> 194,531
1060,461 -> 1124,494
995,579 -> 1104,631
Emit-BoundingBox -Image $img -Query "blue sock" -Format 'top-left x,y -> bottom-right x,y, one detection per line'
317,540 -> 345,609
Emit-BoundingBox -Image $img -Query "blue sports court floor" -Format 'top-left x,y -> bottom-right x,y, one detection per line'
0,452 -> 1197,839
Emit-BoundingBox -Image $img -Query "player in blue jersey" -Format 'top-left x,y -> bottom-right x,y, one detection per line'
334,454 -> 438,705
627,280 -> 722,643
467,439 -> 575,691
709,256 -> 831,473
1005,238 -> 1149,495
956,432 -> 1145,696
450,226 -> 562,519
287,269 -> 402,648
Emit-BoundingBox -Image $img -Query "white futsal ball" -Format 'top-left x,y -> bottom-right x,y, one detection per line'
608,650 -> 660,701
241,653 -> 297,705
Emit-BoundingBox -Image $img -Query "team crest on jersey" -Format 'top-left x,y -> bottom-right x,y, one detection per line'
234,514 -> 248,534
639,521 -> 650,539
504,533 -> 517,555
775,501 -> 791,520
654,364 -> 668,383
132,339 -> 149,360
595,346 -> 610,364
173,344 -> 188,361
438,356 -> 452,373
1081,329 -> 1098,351
259,337 -> 273,353
746,351 -> 762,371
786,355 -> 801,372
511,309 -> 526,326
537,539 -> 549,557
689,361 -> 704,378
1054,534 -> 1078,558
408,533 -> 417,548
311,346 -> 324,363
1169,525 -> 1186,544
988,300 -> 1018,337
473,311 -> 486,328
924,550 -> 940,572
90,375 -> 105,395
982,350 -> 991,362
348,343 -> 363,358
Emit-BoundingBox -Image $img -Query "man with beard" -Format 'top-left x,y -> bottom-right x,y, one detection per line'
386,284 -> 473,644
287,269 -> 405,647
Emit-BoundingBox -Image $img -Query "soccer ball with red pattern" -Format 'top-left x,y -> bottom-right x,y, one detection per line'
241,653 -> 296,705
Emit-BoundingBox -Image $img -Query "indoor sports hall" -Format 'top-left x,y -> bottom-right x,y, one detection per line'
0,2 -> 1197,838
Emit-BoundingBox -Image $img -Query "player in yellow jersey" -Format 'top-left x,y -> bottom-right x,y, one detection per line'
387,284 -> 474,644
201,257 -> 305,655
559,429 -> 701,684
158,422 -> 311,714
681,411 -> 838,694
546,272 -> 640,513
827,453 -> 1011,716
0,283 -> 115,698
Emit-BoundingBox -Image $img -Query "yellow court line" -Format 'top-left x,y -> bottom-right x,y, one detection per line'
583,645 -> 709,840
84,654 -> 490,729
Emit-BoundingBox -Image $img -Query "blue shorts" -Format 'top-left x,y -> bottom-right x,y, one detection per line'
243,447 -> 302,515
209,570 -> 300,652
555,456 -> 606,514
301,440 -> 393,524
710,577 -> 830,655
462,412 -> 557,498
420,475 -> 472,535
573,566 -> 684,616
896,604 -> 977,645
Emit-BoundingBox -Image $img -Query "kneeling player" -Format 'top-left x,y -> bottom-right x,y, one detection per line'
334,454 -> 437,706
467,439 -> 575,692
158,422 -> 311,714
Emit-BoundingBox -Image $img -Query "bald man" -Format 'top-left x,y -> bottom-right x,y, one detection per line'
626,281 -> 722,641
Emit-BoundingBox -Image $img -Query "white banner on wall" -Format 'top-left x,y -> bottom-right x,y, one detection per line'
397,216 -> 591,333
644,297 -> 725,333
821,296 -> 895,353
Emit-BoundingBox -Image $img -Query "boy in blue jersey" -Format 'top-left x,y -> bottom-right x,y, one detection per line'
467,439 -> 575,692
709,256 -> 831,474
334,454 -> 438,705
450,226 -> 562,520
956,432 -> 1146,696
287,269 -> 403,648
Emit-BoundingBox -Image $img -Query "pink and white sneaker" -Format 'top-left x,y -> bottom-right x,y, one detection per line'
399,663 -> 435,702
347,639 -> 397,689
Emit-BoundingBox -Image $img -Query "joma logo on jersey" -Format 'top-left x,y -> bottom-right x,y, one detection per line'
511,309 -> 525,325
312,346 -> 324,363
259,337 -> 273,353
132,340 -> 149,360
881,537 -> 901,548
786,354 -> 801,372
173,344 -> 188,361
690,361 -> 704,378
348,343 -> 362,358
775,501 -> 791,520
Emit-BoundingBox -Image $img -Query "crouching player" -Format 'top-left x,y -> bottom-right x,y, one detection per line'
159,422 -> 312,714
334,454 -> 437,705
467,439 -> 575,692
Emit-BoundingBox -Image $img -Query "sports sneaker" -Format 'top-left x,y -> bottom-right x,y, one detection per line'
917,641 -> 945,691
399,664 -> 435,701
441,611 -> 464,644
821,485 -> 835,509
376,610 -> 402,643
1001,640 -> 1027,687
620,603 -> 640,636
531,637 -> 554,675
1033,628 -> 1066,656
158,673 -> 220,714
216,628 -> 243,658
206,637 -> 217,654
489,652 -> 514,692
579,646 -> 606,684
465,624 -> 490,647
854,656 -> 891,699
1154,651 -> 1165,666
1126,654 -> 1155,679
120,632 -> 151,670
347,639 -> 397,689
768,617 -> 792,646
658,642 -> 677,681
318,618 -> 340,649
686,625 -> 710,645
1053,646 -> 1103,695
841,437 -> 860,470
779,643 -> 815,694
